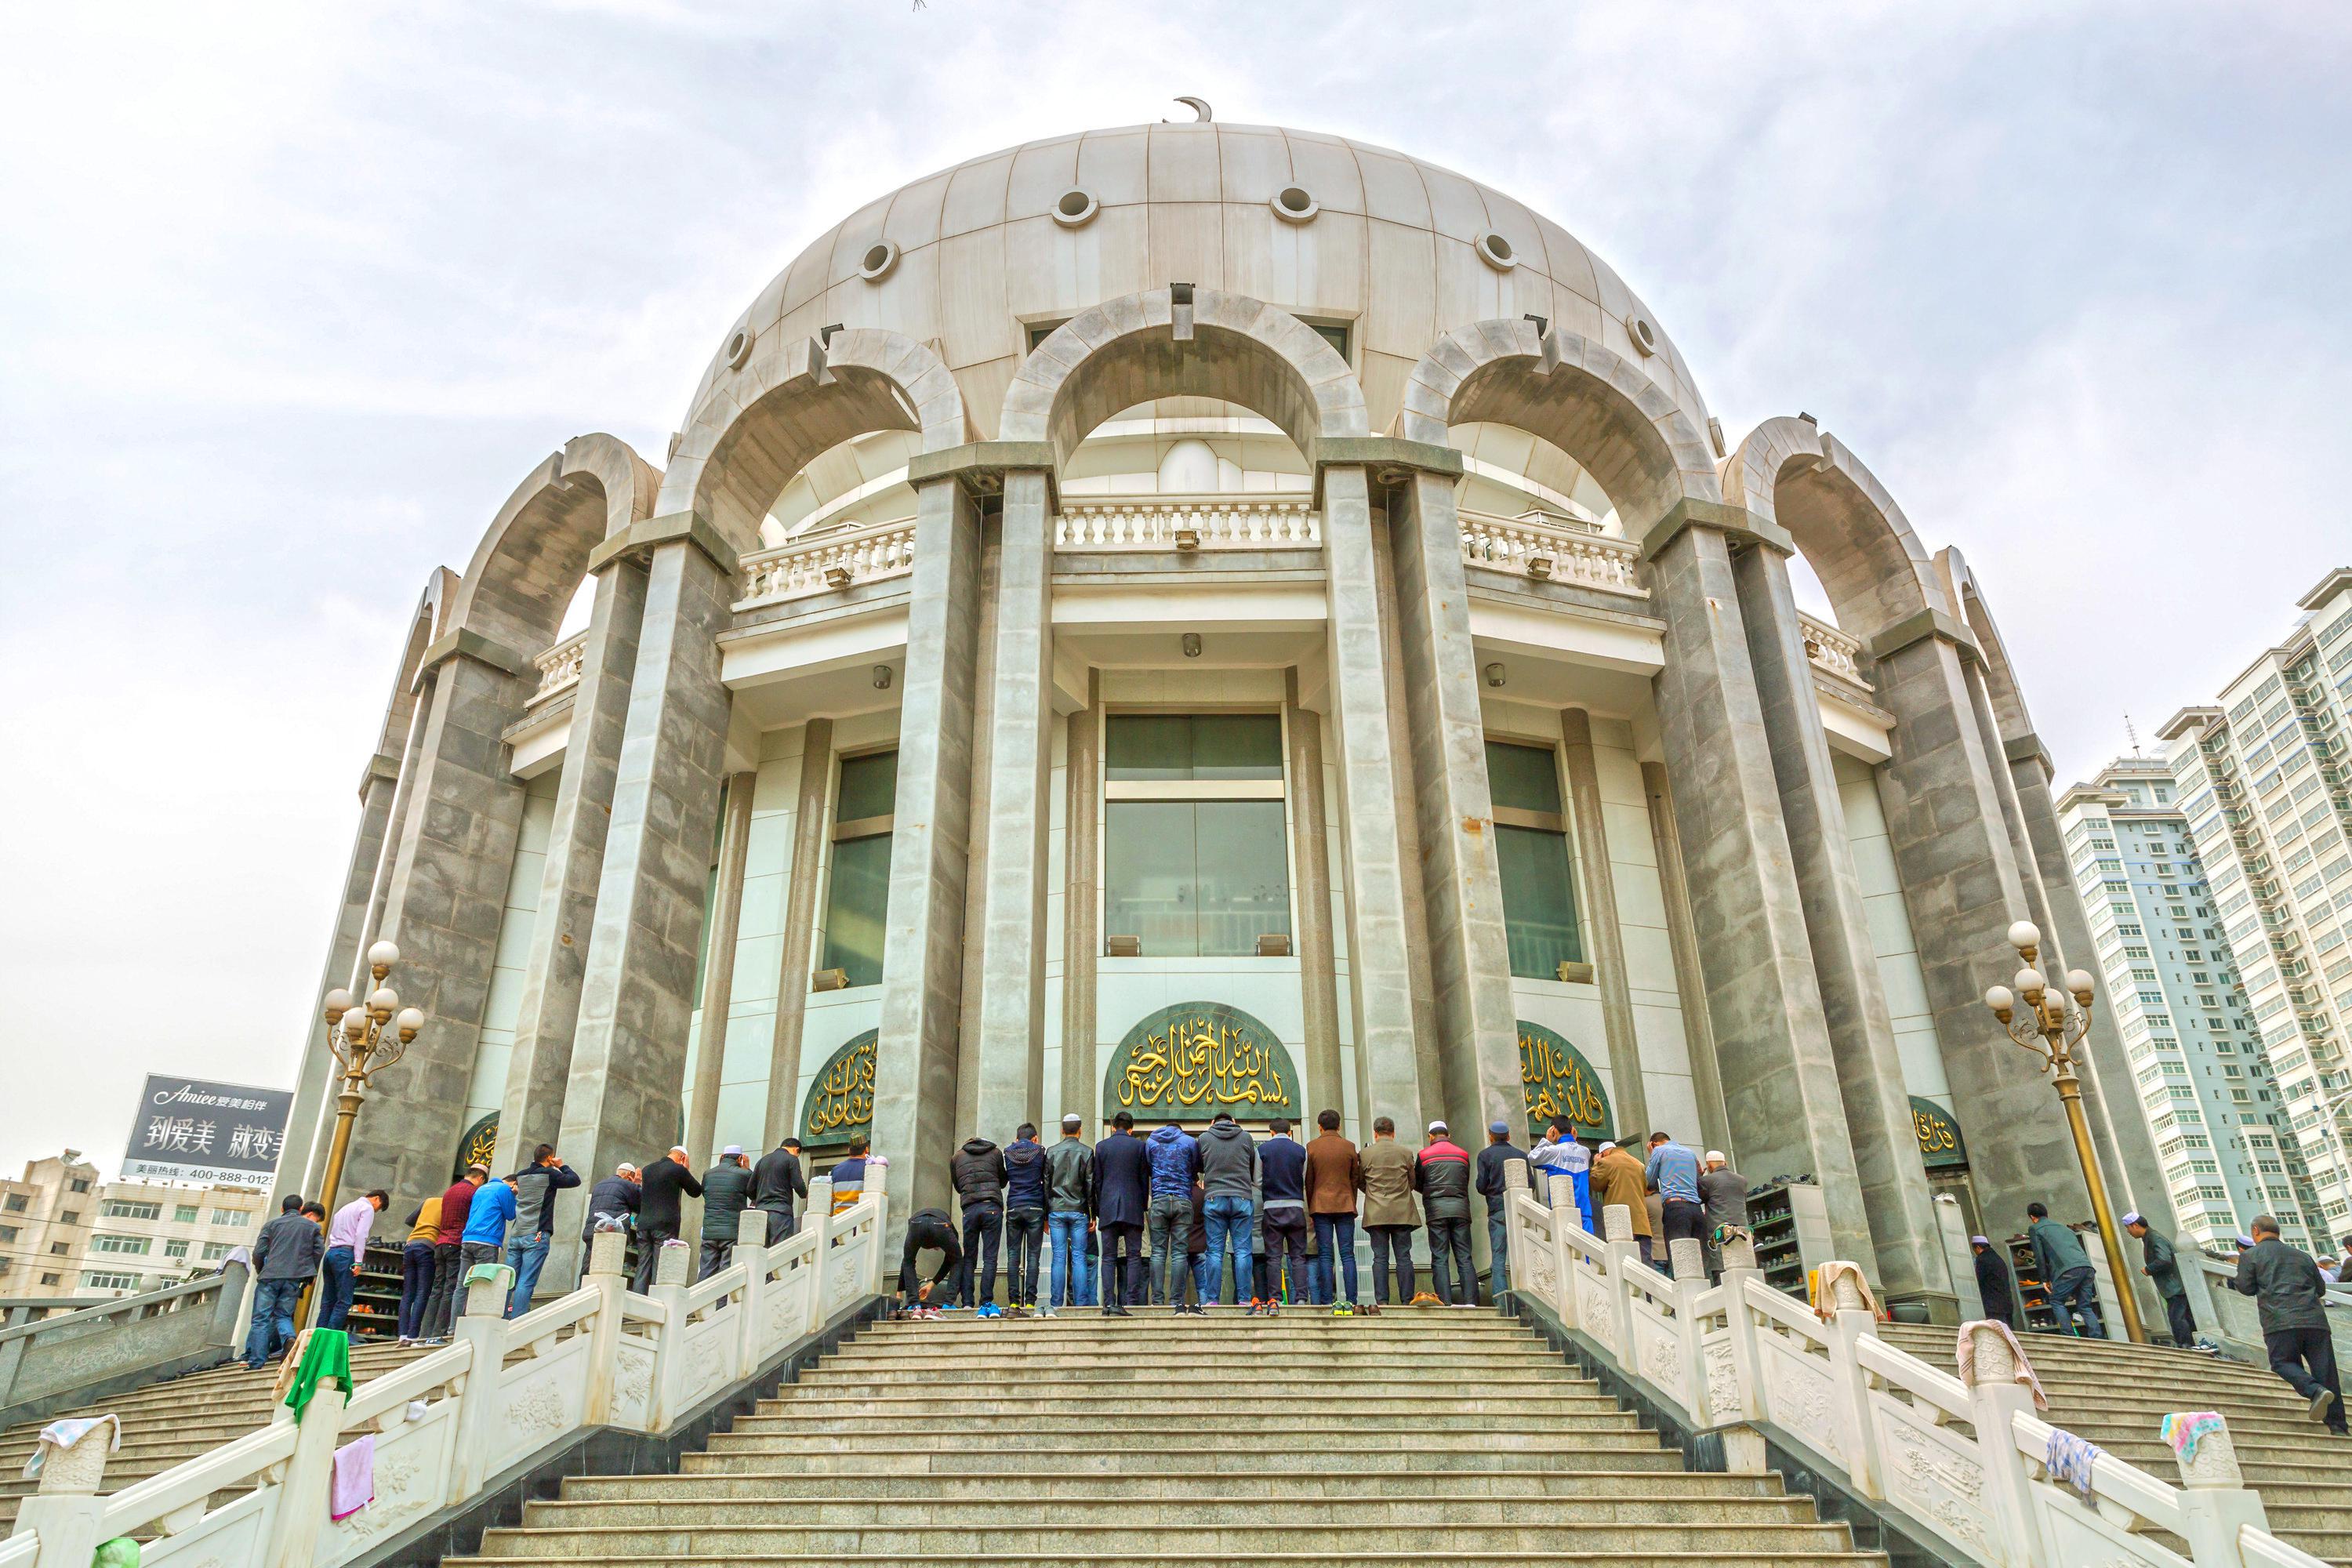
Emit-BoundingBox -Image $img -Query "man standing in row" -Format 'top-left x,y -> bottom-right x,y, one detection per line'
1416,1120 -> 1474,1307
419,1165 -> 483,1341
752,1137 -> 807,1244
1972,1236 -> 2018,1327
1003,1123 -> 1051,1313
1362,1117 -> 1418,1307
950,1131 -> 1007,1311
2231,1214 -> 2345,1433
1044,1114 -> 1094,1316
243,1194 -> 326,1367
634,1146 -> 702,1294
1528,1120 -> 1592,1229
1475,1121 -> 1528,1294
1305,1109 -> 1362,1309
461,1167 -> 518,1293
2125,1210 -> 2198,1349
1257,1116 -> 1308,1310
1646,1131 -> 1704,1275
1592,1141 -> 1652,1263
1145,1120 -> 1201,1312
1094,1112 -> 1149,1315
1197,1111 -> 1258,1307
699,1145 -> 754,1280
579,1162 -> 639,1289
2027,1200 -> 2104,1339
505,1143 -> 578,1317
320,1189 -> 387,1330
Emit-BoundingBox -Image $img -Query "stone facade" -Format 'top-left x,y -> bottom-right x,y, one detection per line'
281,120 -> 2160,1315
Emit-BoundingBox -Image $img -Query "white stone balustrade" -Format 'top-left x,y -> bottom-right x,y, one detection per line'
1458,508 -> 1647,598
1799,612 -> 1871,691
1,1174 -> 889,1568
528,630 -> 587,708
1501,1185 -> 2329,1568
1054,493 -> 1320,551
739,517 -> 919,607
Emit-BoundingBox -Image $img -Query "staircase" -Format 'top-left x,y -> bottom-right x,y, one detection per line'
455,1308 -> 1884,1567
1878,1323 -> 2352,1566
0,1339 -> 425,1533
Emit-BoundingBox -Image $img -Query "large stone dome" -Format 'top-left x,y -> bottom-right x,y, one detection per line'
690,123 -> 1711,540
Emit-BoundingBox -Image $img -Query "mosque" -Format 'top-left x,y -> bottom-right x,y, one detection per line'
278,112 -> 2169,1321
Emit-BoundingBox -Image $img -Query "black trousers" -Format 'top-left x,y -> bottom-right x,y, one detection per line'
631,1225 -> 679,1294
1264,1210 -> 1309,1301
1004,1207 -> 1046,1305
1660,1199 -> 1707,1274
1369,1225 -> 1416,1303
418,1242 -> 463,1338
2163,1289 -> 2197,1348
957,1205 -> 1002,1306
898,1217 -> 963,1297
1427,1216 -> 1475,1305
1099,1221 -> 1145,1305
2265,1324 -> 2348,1432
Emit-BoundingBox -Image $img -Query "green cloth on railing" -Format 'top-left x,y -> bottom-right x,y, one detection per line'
93,1539 -> 140,1567
283,1327 -> 352,1420
463,1261 -> 511,1287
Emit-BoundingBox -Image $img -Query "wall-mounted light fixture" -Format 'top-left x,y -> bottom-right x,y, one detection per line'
1484,662 -> 1506,688
1181,633 -> 1203,658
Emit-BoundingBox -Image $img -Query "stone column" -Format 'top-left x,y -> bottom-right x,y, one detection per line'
553,521 -> 739,1265
1061,678 -> 1101,1123
684,770 -> 757,1170
1870,612 -> 2090,1233
1641,764 -> 1731,1153
1319,464 -> 1428,1133
953,519 -> 1001,1140
760,718 -> 833,1144
971,467 -> 1055,1140
1731,546 -> 1955,1316
1560,710 -> 1647,1139
497,557 -> 649,1161
353,632 -> 539,1200
1286,670 -> 1344,1121
1385,471 -> 1525,1141
870,474 -> 984,1218
1642,508 -> 1874,1267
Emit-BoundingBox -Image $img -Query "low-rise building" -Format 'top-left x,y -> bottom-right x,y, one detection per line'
75,1179 -> 271,1297
0,1151 -> 101,1299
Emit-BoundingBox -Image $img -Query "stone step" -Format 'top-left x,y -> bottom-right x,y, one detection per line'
857,1319 -> 1527,1337
452,1554 -> 1886,1568
684,1446 -> 1690,1477
522,1496 -> 1829,1528
817,1349 -> 1573,1370
743,1393 -> 1599,1417
719,1419 -> 1649,1446
560,1469 -> 1791,1503
471,1522 -> 1862,1556
786,1374 -> 1591,1396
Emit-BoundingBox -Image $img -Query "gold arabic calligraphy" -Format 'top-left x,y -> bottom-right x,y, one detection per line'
804,1033 -> 876,1139
1519,1028 -> 1606,1129
1118,1014 -> 1288,1112
1913,1108 -> 1958,1157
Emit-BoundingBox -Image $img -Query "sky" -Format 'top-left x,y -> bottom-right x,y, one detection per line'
2,2 -> 2347,1178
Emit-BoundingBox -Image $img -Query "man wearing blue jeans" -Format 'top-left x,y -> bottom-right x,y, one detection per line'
320,1189 -> 388,1330
1196,1112 -> 1259,1306
1044,1114 -> 1094,1316
1144,1122 -> 1201,1313
242,1196 -> 325,1368
2027,1200 -> 2106,1338
504,1143 -> 579,1318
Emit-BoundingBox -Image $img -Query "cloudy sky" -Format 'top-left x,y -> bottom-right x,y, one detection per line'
3,2 -> 2347,1177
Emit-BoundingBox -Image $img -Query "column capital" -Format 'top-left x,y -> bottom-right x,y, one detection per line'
1313,437 -> 1461,506
585,509 -> 739,578
413,626 -> 534,688
355,750 -> 402,798
1867,605 -> 1980,663
904,441 -> 1061,506
2002,731 -> 2052,771
1635,497 -> 1795,562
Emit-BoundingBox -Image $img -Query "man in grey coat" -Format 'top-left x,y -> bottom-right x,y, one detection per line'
1196,1112 -> 1259,1307
2231,1214 -> 2346,1433
241,1195 -> 325,1368
2027,1201 -> 2104,1339
699,1146 -> 755,1280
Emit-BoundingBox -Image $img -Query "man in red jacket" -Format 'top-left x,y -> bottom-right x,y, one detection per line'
418,1165 -> 484,1343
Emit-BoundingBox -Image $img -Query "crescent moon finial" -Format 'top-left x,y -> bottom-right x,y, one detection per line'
1167,96 -> 1213,124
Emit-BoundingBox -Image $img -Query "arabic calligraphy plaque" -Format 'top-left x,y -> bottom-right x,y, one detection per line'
1517,1020 -> 1612,1139
1910,1095 -> 1967,1170
799,1029 -> 877,1149
1102,1002 -> 1299,1122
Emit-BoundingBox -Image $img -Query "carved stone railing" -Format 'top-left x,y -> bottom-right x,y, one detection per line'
739,517 -> 919,608
1502,1167 -> 2328,1568
2,1176 -> 888,1568
1458,510 -> 1647,599
1055,493 -> 1319,551
527,630 -> 587,709
1800,612 -> 1871,691
0,1265 -> 250,1428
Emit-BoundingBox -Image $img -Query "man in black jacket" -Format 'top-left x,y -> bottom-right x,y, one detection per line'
949,1135 -> 1007,1309
241,1195 -> 325,1367
2232,1214 -> 2346,1432
699,1145 -> 755,1279
1092,1112 -> 1149,1315
1970,1236 -> 2017,1328
752,1137 -> 808,1243
2125,1210 -> 2198,1349
1474,1121 -> 1529,1298
578,1163 -> 640,1287
896,1206 -> 963,1313
633,1145 -> 703,1294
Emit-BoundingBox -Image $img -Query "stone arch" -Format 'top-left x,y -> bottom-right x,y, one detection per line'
445,433 -> 663,654
1938,546 -> 2034,737
1396,320 -> 1718,539
1720,417 -> 1949,647
997,288 -> 1368,469
662,328 -> 969,554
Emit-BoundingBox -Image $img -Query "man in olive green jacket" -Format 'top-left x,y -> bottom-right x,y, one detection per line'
1359,1116 -> 1420,1308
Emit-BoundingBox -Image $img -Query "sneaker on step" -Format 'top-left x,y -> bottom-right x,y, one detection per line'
2314,1388 -> 2339,1425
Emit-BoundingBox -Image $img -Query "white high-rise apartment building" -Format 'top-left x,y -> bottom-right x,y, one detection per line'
2157,568 -> 2352,1250
2058,759 -> 2321,1251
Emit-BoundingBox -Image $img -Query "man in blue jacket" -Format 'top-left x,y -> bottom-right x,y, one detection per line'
459,1171 -> 520,1318
1145,1120 -> 1202,1314
1001,1123 -> 1051,1315
1092,1112 -> 1150,1315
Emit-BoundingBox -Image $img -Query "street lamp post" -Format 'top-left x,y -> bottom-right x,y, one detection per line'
315,940 -> 424,1221
1981,919 -> 2148,1345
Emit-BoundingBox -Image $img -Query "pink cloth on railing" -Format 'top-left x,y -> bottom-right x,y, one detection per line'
329,1432 -> 375,1521
1955,1319 -> 2048,1410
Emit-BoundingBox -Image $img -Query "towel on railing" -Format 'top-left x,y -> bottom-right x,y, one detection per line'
2160,1411 -> 2227,1464
93,1539 -> 139,1567
20,1414 -> 120,1479
2045,1427 -> 2102,1504
1813,1261 -> 1879,1321
1955,1319 -> 2048,1410
282,1328 -> 353,1420
329,1432 -> 376,1520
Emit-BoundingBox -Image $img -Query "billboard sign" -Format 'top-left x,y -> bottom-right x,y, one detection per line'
122,1076 -> 295,1186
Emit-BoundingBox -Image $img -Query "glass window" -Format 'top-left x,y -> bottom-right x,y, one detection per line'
1484,740 -> 1583,978
1486,741 -> 1565,815
1106,714 -> 1282,780
836,750 -> 898,821
820,750 -> 898,989
1105,800 -> 1291,956
164,1238 -> 189,1259
172,1205 -> 198,1223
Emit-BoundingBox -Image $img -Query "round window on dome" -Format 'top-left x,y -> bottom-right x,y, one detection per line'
1475,231 -> 1517,271
1271,185 -> 1318,223
1628,314 -> 1661,357
725,328 -> 754,370
1051,187 -> 1100,228
858,240 -> 902,282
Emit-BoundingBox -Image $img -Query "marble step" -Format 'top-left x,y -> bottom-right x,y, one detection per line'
684,1445 -> 1690,1477
470,1521 -> 1861,1556
450,1553 -> 1886,1568
520,1495 -> 1831,1528
560,1469 -> 1791,1503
